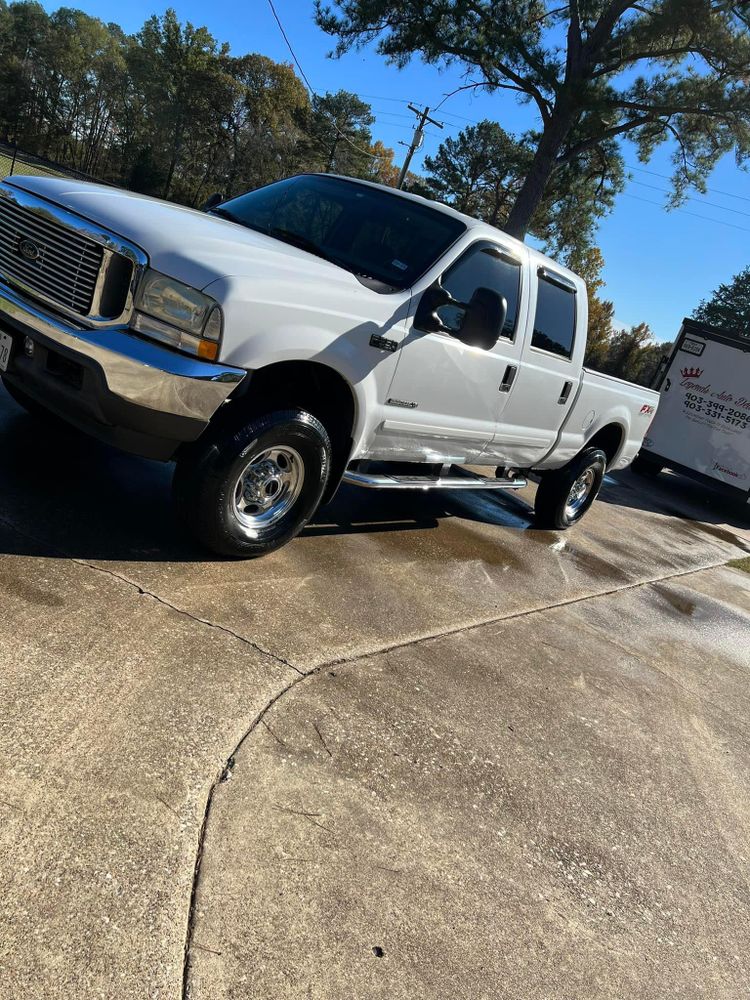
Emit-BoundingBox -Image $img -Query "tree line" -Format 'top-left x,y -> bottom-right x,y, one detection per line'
4,1 -> 740,386
0,3 -> 397,203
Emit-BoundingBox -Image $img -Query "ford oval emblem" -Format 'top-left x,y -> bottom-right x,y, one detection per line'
18,238 -> 41,262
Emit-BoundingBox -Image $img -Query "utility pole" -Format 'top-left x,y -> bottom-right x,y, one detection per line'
397,104 -> 443,189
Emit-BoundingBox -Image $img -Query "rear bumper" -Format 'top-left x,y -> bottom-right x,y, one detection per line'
0,280 -> 246,460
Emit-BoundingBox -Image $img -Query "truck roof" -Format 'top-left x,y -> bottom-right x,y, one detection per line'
320,173 -> 582,289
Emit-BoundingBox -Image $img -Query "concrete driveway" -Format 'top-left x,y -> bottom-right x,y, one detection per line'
0,384 -> 748,999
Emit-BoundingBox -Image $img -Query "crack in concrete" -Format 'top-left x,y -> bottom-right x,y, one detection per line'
178,556 -> 741,999
1,509 -> 746,996
0,511 -> 304,676
70,558 -> 306,677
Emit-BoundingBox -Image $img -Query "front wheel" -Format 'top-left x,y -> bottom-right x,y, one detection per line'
173,408 -> 331,557
534,447 -> 607,530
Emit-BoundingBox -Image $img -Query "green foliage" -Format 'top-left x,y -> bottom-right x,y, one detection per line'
317,1 -> 750,237
0,2 -> 393,203
423,119 -> 624,254
423,121 -> 527,225
564,245 -> 668,386
693,266 -> 750,334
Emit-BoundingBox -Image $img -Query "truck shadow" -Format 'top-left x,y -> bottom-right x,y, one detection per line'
600,468 -> 750,533
0,392 -> 536,561
3,389 -> 744,563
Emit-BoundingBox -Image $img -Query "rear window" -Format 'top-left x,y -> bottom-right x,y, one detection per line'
532,274 -> 577,359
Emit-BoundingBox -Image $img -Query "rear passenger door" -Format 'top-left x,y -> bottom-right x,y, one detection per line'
486,265 -> 584,467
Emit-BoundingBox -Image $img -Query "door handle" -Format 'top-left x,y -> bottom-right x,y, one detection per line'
558,380 -> 573,404
499,364 -> 518,393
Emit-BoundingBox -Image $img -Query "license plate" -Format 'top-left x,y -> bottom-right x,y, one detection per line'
0,331 -> 12,373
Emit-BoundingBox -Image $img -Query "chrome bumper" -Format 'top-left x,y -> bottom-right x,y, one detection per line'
0,280 -> 246,422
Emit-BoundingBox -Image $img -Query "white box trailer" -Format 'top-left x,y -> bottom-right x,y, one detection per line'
634,318 -> 750,503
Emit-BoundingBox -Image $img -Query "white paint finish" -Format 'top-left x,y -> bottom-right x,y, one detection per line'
644,333 -> 750,488
551,368 -> 659,470
378,232 -> 530,463
7,174 -> 658,475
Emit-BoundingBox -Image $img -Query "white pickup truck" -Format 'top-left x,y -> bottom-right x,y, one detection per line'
0,173 -> 658,556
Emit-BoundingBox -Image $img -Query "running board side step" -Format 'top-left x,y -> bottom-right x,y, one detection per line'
342,470 -> 528,491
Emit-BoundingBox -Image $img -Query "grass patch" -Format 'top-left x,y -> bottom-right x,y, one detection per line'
728,557 -> 750,574
0,153 -> 63,180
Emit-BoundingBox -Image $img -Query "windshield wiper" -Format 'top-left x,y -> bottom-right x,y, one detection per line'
209,207 -> 240,223
268,227 -> 329,258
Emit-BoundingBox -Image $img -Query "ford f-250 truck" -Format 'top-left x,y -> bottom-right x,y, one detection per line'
0,173 -> 658,557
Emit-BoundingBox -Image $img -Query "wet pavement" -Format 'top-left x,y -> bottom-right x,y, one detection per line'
0,384 -> 749,998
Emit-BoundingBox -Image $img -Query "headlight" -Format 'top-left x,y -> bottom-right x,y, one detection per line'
132,270 -> 223,360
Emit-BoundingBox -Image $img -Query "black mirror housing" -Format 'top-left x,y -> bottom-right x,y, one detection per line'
459,287 -> 507,351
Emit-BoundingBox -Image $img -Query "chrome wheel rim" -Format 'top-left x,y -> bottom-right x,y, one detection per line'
232,446 -> 304,530
565,468 -> 596,519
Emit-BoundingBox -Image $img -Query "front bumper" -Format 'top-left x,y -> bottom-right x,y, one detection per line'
0,280 -> 246,460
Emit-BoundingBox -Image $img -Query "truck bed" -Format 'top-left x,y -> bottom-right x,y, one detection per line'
547,367 -> 659,472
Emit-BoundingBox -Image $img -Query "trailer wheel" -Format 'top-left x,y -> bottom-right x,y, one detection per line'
534,447 -> 607,530
631,452 -> 663,478
173,408 -> 331,557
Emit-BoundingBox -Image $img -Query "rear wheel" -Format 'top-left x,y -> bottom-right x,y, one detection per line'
534,447 -> 607,530
173,408 -> 331,557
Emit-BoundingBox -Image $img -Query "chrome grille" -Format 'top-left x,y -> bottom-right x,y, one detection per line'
0,195 -> 103,315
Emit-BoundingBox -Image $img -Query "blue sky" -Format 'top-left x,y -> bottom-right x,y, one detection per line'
41,0 -> 750,342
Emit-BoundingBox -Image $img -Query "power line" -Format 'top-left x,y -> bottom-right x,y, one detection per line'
623,192 -> 750,234
631,178 -> 750,219
627,163 -> 750,204
265,0 -> 386,162
357,93 -> 414,105
265,0 -> 316,95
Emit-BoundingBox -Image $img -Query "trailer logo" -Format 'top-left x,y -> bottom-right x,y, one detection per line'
680,366 -> 703,379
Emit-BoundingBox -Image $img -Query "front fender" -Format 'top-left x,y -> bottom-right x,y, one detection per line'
203,275 -> 412,457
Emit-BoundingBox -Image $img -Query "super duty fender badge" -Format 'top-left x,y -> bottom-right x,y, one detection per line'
386,398 -> 419,409
369,334 -> 398,353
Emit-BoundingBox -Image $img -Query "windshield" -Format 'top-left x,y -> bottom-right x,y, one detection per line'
214,175 -> 466,290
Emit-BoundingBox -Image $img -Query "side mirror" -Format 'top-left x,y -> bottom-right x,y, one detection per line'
414,283 -> 507,350
459,287 -> 507,351
202,192 -> 224,212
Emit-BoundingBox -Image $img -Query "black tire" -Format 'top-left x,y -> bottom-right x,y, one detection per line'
534,447 -> 607,530
173,408 -> 331,558
1,376 -> 52,421
631,452 -> 663,478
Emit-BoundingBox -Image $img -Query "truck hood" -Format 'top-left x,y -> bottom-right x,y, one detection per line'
7,176 -> 361,294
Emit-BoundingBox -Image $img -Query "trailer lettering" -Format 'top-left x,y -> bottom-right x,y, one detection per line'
680,378 -> 711,393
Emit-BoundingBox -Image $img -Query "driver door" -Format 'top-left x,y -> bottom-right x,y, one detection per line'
376,240 -> 527,463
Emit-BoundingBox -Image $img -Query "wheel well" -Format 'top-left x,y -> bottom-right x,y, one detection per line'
228,360 -> 356,503
585,423 -> 624,467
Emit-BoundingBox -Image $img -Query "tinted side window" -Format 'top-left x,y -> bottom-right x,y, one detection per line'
439,243 -> 521,341
531,275 -> 576,358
